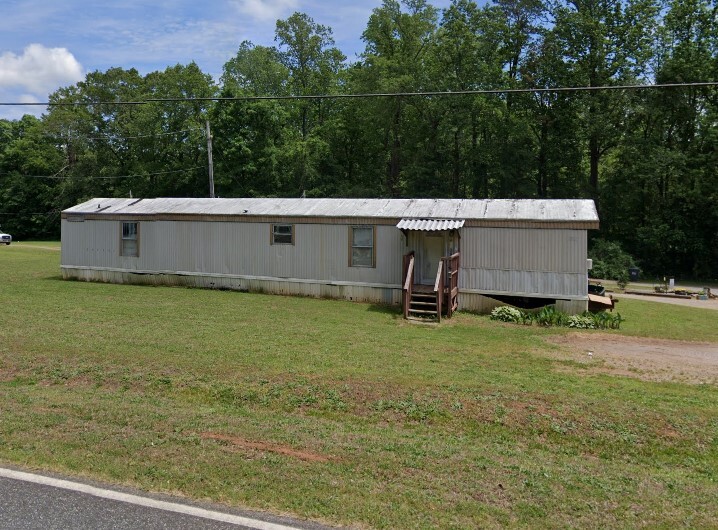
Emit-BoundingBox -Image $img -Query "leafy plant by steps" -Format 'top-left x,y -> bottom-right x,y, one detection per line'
490,305 -> 624,330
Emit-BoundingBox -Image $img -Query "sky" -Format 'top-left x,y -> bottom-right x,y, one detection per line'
0,0 -> 454,120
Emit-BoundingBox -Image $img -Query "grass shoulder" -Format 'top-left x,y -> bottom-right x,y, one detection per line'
1,245 -> 717,528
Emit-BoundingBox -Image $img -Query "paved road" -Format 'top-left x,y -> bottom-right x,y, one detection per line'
0,467 -> 330,530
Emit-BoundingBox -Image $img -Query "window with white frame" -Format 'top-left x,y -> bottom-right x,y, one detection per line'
271,224 -> 294,245
350,225 -> 375,267
121,222 -> 139,257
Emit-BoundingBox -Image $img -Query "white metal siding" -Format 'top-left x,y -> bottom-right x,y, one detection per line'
62,219 -> 405,286
60,268 -> 402,305
62,218 -> 589,309
61,219 -> 119,268
460,227 -> 587,297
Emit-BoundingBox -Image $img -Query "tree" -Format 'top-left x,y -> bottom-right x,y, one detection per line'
139,63 -> 217,197
41,64 -> 215,204
600,0 -> 717,278
521,27 -> 584,198
273,13 -> 346,195
215,42 -> 290,196
275,12 -> 345,138
357,0 -> 439,196
221,41 -> 288,97
0,115 -> 65,238
550,0 -> 659,206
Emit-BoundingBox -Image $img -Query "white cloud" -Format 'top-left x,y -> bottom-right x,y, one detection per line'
0,44 -> 84,94
18,93 -> 41,104
231,0 -> 299,22
0,93 -> 46,120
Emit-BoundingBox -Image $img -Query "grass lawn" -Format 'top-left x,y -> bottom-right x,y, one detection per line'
1,243 -> 717,528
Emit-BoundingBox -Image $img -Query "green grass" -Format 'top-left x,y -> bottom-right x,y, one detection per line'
1,244 -> 717,528
612,298 -> 718,342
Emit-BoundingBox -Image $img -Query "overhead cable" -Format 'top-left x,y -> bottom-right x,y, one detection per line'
83,128 -> 204,140
3,166 -> 206,179
1,82 -> 717,107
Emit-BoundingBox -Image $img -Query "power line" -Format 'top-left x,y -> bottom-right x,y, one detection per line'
0,212 -> 56,216
82,128 -> 204,141
148,82 -> 718,101
43,127 -> 204,141
1,82 -> 717,107
1,166 -> 206,179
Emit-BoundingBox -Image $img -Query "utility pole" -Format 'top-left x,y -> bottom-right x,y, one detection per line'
206,120 -> 215,198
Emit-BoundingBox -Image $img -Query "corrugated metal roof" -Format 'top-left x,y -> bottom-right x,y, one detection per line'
396,219 -> 465,231
63,198 -> 599,223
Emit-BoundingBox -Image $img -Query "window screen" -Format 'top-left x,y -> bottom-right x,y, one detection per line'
272,224 -> 294,245
121,222 -> 138,257
350,226 -> 374,267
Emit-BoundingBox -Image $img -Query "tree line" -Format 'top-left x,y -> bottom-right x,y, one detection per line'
1,0 -> 716,279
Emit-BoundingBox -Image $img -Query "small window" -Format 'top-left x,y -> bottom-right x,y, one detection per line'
350,226 -> 375,267
271,224 -> 294,245
121,222 -> 139,257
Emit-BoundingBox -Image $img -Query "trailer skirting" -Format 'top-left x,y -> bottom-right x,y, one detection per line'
61,266 -> 588,314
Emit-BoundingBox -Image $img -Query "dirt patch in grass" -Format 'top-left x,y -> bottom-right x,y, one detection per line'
199,432 -> 334,463
548,332 -> 718,384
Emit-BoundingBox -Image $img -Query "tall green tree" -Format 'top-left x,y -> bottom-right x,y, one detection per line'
214,41 -> 290,197
274,13 -> 346,195
521,27 -> 584,198
357,0 -> 439,196
221,41 -> 288,97
42,64 -> 215,205
601,0 -> 717,278
551,0 -> 659,206
0,115 -> 65,238
276,13 -> 345,137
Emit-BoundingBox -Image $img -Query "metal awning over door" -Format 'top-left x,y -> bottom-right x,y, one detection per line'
396,219 -> 465,231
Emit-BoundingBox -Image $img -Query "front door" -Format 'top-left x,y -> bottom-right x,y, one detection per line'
420,233 -> 445,285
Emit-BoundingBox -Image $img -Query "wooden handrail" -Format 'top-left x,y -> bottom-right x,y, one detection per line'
433,259 -> 443,292
404,256 -> 414,291
442,252 -> 460,319
434,259 -> 444,323
402,251 -> 415,319
402,251 -> 457,321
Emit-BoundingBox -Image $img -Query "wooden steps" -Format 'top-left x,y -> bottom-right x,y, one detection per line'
407,290 -> 439,319
402,252 -> 459,323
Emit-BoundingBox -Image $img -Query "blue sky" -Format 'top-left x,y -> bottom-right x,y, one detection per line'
0,0 -> 454,120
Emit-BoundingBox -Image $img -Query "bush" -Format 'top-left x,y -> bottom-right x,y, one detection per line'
589,239 -> 637,286
489,306 -> 523,323
490,305 -> 624,330
589,311 -> 624,330
535,305 -> 568,327
568,315 -> 596,329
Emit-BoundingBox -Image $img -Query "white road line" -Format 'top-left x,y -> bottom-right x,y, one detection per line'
0,467 -> 299,530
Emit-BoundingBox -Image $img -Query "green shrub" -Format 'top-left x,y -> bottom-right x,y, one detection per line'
535,305 -> 568,327
490,305 -> 624,330
518,310 -> 535,326
587,311 -> 624,330
489,306 -> 523,323
589,239 -> 637,286
568,315 -> 596,329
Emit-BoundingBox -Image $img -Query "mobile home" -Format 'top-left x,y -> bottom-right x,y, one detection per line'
61,198 -> 598,316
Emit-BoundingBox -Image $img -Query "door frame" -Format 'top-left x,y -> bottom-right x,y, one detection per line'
418,232 -> 447,285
